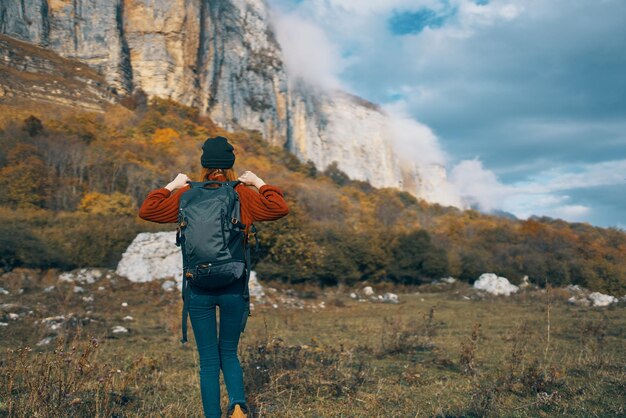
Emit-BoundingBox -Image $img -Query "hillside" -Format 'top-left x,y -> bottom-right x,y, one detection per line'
1,0 -> 455,204
0,34 -> 116,111
0,98 -> 624,295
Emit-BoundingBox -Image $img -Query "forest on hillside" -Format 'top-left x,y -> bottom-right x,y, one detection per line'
0,97 -> 624,294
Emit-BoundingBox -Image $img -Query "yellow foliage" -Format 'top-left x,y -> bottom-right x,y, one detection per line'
152,127 -> 180,147
0,144 -> 48,208
78,192 -> 135,216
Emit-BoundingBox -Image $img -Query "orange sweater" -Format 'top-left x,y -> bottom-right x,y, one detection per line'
138,174 -> 289,235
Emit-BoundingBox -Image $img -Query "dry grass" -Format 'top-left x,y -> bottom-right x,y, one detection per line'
0,273 -> 624,417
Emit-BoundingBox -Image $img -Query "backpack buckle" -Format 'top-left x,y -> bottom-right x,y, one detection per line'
231,218 -> 246,230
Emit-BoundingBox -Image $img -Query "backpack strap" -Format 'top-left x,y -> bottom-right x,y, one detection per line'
180,272 -> 190,344
240,240 -> 252,333
180,214 -> 191,344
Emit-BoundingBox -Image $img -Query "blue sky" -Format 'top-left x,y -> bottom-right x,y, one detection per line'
268,0 -> 626,228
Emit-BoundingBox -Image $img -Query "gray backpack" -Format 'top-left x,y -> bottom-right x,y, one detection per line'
176,180 -> 253,343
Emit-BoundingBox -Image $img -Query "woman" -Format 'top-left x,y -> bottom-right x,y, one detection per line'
138,136 -> 289,418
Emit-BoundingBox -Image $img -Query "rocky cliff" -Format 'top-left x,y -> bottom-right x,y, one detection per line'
0,0 -> 454,204
0,34 -> 116,111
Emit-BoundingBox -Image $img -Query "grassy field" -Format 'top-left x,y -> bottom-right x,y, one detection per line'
1,271 -> 624,417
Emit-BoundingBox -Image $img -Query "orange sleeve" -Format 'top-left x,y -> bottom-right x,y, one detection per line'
237,183 -> 290,222
138,185 -> 189,223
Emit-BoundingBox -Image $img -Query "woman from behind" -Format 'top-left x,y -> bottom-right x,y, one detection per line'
138,136 -> 289,418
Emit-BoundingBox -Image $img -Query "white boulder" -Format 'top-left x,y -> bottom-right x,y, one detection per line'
382,292 -> 399,304
248,271 -> 265,301
111,326 -> 129,334
116,232 -> 181,283
73,286 -> 85,293
566,284 -> 588,295
473,273 -> 519,296
363,286 -> 375,296
0,287 -> 9,295
161,280 -> 177,292
588,292 -> 618,307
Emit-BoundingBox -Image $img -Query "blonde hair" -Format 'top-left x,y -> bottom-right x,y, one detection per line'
200,167 -> 238,182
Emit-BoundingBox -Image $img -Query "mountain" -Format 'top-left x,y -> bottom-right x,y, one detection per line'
0,34 -> 116,111
0,0 -> 455,203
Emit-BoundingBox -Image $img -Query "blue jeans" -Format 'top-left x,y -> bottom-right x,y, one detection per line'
188,288 -> 247,418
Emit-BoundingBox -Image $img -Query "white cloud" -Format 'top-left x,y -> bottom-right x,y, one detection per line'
450,158 -> 626,222
385,101 -> 447,166
271,13 -> 346,89
518,160 -> 626,193
450,159 -> 511,211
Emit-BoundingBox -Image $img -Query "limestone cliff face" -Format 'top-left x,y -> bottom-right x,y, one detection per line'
1,0 -> 455,204
1,0 -> 288,144
288,85 -> 402,190
1,0 -> 132,94
286,85 -> 456,201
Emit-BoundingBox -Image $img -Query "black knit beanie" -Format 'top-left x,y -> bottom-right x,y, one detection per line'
201,136 -> 235,168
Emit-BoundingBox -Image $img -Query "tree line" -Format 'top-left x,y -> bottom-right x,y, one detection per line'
0,99 -> 624,294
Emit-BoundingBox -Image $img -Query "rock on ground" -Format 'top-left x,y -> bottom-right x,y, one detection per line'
248,271 -> 265,301
116,232 -> 181,283
37,336 -> 54,346
565,286 -> 618,307
111,326 -> 129,334
59,268 -> 103,284
588,292 -> 618,307
161,280 -> 178,292
382,293 -> 399,304
473,273 -> 519,296
363,286 -> 375,296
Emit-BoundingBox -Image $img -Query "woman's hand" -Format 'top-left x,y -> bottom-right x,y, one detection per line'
238,170 -> 266,189
165,173 -> 190,192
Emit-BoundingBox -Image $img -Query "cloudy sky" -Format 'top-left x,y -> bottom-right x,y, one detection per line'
267,0 -> 626,228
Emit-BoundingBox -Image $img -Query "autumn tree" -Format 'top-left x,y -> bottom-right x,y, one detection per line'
0,144 -> 49,208
78,192 -> 136,216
